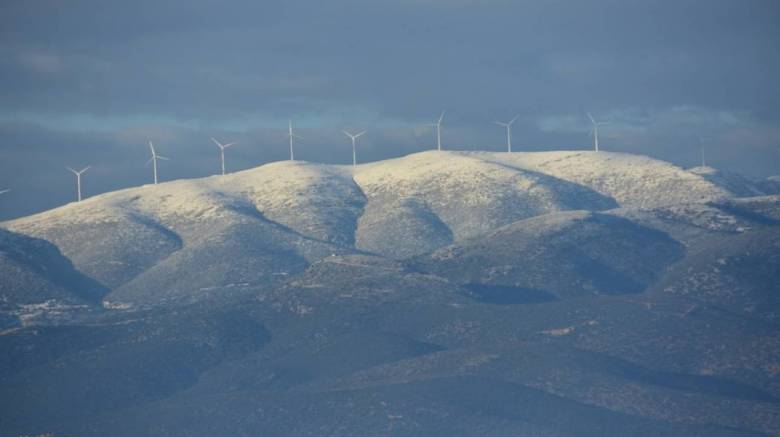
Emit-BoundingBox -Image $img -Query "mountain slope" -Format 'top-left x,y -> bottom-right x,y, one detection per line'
353,151 -> 618,243
0,150 -> 768,310
0,228 -> 106,307
476,151 -> 734,208
689,166 -> 772,198
649,227 -> 780,325
416,211 -> 685,300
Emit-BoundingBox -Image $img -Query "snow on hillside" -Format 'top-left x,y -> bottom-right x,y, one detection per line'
0,149 -> 764,307
688,166 -> 767,198
231,161 -> 365,246
353,151 -> 617,242
3,165 -> 357,307
474,151 -> 733,208
356,197 -> 453,259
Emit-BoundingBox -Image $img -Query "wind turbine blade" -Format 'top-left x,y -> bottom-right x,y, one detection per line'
438,111 -> 446,123
342,130 -> 351,138
0,189 -> 10,195
211,137 -> 223,147
222,142 -> 237,148
293,134 -> 304,139
586,112 -> 596,125
355,131 -> 366,138
156,155 -> 170,161
509,114 -> 520,124
149,141 -> 156,155
493,121 -> 507,126
145,157 -> 154,166
66,166 -> 77,174
80,166 -> 91,173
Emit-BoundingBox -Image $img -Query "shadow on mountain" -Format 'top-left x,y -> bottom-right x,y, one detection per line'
582,351 -> 780,404
569,251 -> 645,294
417,211 -> 686,300
0,228 -> 108,304
709,200 -> 780,226
0,306 -> 271,433
465,283 -> 558,304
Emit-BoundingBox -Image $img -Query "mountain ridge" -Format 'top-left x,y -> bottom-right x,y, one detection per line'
2,149 -> 777,311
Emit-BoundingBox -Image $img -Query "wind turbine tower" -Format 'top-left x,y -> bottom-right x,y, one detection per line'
211,138 -> 237,175
427,111 -> 445,151
493,115 -> 520,152
698,136 -> 706,167
66,166 -> 90,202
587,113 -> 609,152
288,120 -> 303,161
342,130 -> 366,166
147,141 -> 170,185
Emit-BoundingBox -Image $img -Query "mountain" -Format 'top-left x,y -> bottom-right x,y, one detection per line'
2,150 -> 780,436
472,151 -> 735,207
0,228 -> 106,327
689,165 -> 772,198
415,211 -> 686,301
760,176 -> 780,196
2,150 -> 743,309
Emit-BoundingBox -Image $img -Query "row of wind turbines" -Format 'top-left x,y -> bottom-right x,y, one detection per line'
0,111 -> 611,203
424,111 -> 608,153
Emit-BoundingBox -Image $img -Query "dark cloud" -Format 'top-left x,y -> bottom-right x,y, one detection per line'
1,0 -> 779,220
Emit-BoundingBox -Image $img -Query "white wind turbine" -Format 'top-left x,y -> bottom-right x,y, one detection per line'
288,120 -> 303,161
342,130 -> 366,166
211,137 -> 237,175
146,141 -> 170,185
698,135 -> 707,167
426,111 -> 446,151
587,112 -> 609,152
493,114 -> 520,152
66,166 -> 90,202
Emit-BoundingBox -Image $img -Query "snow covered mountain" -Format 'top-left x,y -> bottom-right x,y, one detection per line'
2,150 -> 780,436
3,149 -> 769,310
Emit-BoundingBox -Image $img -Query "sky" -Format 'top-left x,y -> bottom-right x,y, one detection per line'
1,0 -> 779,220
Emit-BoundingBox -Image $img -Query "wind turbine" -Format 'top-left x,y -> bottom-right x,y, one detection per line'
288,120 -> 303,161
342,130 -> 366,166
146,141 -> 170,185
66,166 -> 90,202
426,111 -> 445,151
698,135 -> 706,167
211,138 -> 237,175
493,114 -> 520,152
586,112 -> 609,152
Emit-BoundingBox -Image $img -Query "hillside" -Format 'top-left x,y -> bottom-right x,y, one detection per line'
2,150 -> 754,309
2,150 -> 780,436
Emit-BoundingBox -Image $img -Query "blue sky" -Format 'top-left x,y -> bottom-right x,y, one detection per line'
1,0 -> 779,219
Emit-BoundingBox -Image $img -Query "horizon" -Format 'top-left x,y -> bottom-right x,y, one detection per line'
0,146 -> 760,223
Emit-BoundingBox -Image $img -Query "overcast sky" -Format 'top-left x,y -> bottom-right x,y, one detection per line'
1,0 -> 779,220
